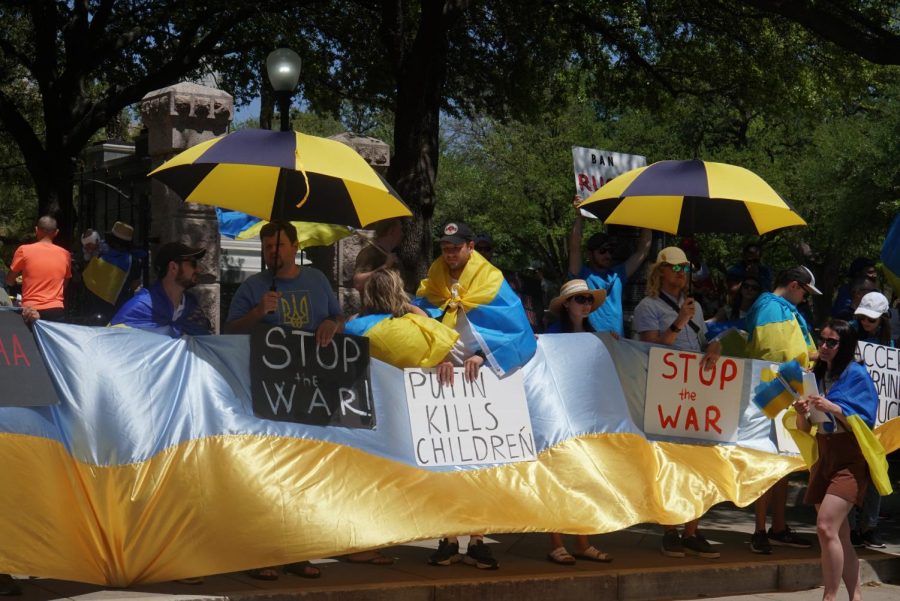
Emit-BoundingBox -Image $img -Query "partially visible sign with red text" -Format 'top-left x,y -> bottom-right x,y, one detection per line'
0,309 -> 59,407
643,347 -> 745,443
571,146 -> 647,198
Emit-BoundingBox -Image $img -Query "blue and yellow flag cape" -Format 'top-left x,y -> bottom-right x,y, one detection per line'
109,281 -> 211,337
745,292 -> 816,368
82,249 -> 132,305
216,208 -> 351,247
881,212 -> 900,295
344,312 -> 459,368
414,251 -> 537,377
781,362 -> 892,496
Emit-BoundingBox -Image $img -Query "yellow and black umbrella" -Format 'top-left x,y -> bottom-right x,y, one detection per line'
579,159 -> 806,235
148,128 -> 411,228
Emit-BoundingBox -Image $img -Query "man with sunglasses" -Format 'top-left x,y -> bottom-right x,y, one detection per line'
110,242 -> 211,337
743,265 -> 821,554
567,196 -> 652,336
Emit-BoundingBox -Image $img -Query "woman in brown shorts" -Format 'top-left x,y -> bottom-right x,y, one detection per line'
792,319 -> 882,601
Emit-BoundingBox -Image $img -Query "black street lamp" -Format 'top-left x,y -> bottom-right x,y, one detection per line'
266,48 -> 302,132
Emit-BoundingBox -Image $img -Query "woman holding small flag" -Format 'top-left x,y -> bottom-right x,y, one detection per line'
790,319 -> 891,601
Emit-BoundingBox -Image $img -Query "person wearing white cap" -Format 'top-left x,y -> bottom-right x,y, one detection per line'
847,290 -> 893,551
544,279 -> 613,565
633,247 -> 722,559
743,265 -> 821,554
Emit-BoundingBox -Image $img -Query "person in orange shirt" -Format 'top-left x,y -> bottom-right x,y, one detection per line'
6,216 -> 72,322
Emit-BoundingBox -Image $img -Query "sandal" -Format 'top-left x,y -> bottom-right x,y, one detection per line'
573,545 -> 613,562
283,561 -> 321,579
344,550 -> 395,565
547,546 -> 576,565
247,567 -> 280,581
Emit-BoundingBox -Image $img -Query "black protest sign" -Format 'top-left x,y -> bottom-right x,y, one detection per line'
250,324 -> 374,429
0,310 -> 59,407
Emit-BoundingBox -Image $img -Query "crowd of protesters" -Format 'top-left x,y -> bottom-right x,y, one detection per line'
0,208 -> 896,595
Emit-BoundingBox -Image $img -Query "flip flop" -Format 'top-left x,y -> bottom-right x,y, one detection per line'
344,551 -> 395,565
547,546 -> 576,565
247,567 -> 280,581
573,546 -> 613,563
283,561 -> 321,579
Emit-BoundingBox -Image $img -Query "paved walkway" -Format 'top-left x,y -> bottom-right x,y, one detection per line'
7,477 -> 900,601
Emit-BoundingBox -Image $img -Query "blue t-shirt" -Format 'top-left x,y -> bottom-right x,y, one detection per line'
226,268 -> 341,331
575,263 -> 629,336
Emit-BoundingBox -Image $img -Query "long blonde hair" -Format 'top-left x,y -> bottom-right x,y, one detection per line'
361,269 -> 409,317
644,261 -> 687,298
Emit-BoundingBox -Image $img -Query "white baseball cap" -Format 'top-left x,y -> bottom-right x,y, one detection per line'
855,291 -> 889,320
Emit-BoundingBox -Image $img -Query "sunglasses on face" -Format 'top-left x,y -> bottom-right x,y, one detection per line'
666,263 -> 692,273
180,258 -> 198,268
819,337 -> 840,349
569,294 -> 594,305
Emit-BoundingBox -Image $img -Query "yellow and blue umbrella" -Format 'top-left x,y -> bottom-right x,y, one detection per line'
579,159 -> 806,235
148,128 -> 411,228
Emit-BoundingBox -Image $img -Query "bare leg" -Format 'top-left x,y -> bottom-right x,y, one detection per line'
816,495 -> 856,601
549,532 -> 565,550
755,490 -> 770,532
683,519 -> 699,537
770,478 -> 789,532
573,534 -> 592,554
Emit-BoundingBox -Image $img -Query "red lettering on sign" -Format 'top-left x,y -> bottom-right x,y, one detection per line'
0,337 -> 8,365
662,352 -> 677,380
658,404 -> 681,429
719,359 -> 737,390
577,173 -> 592,192
12,334 -> 30,367
684,406 -> 699,431
706,406 -> 722,433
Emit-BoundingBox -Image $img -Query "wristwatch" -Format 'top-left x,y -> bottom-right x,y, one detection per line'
669,322 -> 682,333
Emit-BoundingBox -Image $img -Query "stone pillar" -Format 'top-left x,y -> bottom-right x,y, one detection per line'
304,132 -> 391,316
140,82 -> 233,332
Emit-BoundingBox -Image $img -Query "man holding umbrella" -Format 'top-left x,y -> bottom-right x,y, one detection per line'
225,220 -> 343,345
568,196 -> 652,336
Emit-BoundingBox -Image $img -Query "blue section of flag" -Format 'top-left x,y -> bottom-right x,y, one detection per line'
216,208 -> 261,239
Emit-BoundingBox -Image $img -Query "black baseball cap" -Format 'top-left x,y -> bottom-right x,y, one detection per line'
439,221 -> 475,244
156,242 -> 206,276
778,265 -> 822,295
586,232 -> 613,251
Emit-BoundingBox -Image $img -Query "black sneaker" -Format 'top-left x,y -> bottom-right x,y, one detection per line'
682,533 -> 720,559
851,530 -> 865,548
768,526 -> 812,549
750,530 -> 772,554
428,538 -> 461,566
661,529 -> 685,557
863,530 -> 886,549
463,540 -> 499,569
0,574 -> 21,597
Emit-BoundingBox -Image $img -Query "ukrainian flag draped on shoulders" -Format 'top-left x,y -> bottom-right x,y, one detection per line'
82,248 -> 132,305
745,292 -> 816,368
782,362 -> 892,496
109,282 -> 211,337
414,251 -> 536,377
344,312 -> 459,368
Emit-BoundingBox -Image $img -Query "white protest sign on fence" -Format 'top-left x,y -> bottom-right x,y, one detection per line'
404,367 -> 536,467
572,146 -> 647,199
644,347 -> 745,442
857,341 -> 900,427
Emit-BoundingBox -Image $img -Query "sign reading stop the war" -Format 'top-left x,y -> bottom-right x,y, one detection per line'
644,347 -> 745,442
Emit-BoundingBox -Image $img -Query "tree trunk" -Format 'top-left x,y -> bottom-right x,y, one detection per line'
31,149 -> 77,249
388,1 -> 462,285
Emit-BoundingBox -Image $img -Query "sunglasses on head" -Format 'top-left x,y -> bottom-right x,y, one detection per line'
819,337 -> 840,349
666,263 -> 692,273
569,294 -> 594,305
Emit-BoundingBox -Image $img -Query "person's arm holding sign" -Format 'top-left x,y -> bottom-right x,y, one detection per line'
224,290 -> 281,334
315,315 -> 344,347
567,195 -> 585,277
639,297 -> 696,347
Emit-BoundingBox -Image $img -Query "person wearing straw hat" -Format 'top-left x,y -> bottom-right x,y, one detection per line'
633,246 -> 722,559
544,279 -> 613,565
545,279 -> 606,334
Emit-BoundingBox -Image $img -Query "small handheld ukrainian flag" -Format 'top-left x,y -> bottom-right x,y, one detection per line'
752,360 -> 805,419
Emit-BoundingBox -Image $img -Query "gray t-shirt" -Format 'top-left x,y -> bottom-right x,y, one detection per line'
633,292 -> 707,352
227,267 -> 341,331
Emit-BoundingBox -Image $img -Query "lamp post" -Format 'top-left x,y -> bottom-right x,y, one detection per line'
266,48 -> 302,132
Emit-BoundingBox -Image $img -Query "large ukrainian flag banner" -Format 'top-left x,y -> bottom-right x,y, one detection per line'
2,324 -> 900,586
